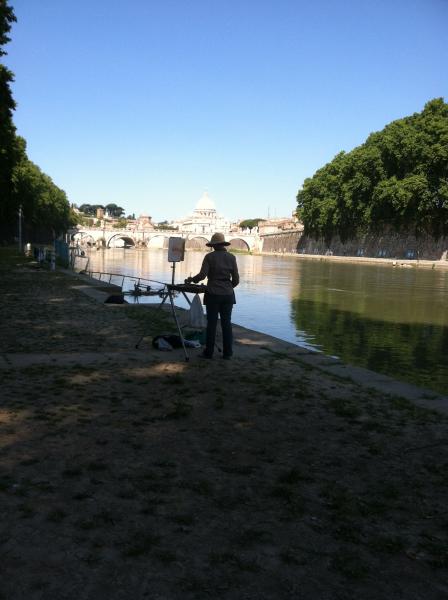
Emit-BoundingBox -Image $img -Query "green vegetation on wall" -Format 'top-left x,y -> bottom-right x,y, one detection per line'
297,99 -> 448,242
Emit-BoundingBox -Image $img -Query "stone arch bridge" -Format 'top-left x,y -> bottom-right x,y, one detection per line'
71,228 -> 261,252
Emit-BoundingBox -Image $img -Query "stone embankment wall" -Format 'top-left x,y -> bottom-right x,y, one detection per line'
261,230 -> 448,261
261,231 -> 303,253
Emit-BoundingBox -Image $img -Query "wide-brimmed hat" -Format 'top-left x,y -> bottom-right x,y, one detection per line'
206,232 -> 230,247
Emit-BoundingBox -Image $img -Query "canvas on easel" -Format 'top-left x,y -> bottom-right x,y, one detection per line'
168,237 -> 185,263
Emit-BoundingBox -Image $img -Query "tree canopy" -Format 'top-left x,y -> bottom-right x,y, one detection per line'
105,203 -> 125,218
0,0 -> 18,240
13,142 -> 71,238
296,99 -> 448,241
77,203 -> 125,218
239,218 -> 266,230
0,1 -> 73,242
78,204 -> 104,216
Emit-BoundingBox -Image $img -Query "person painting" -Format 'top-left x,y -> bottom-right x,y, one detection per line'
185,232 -> 239,359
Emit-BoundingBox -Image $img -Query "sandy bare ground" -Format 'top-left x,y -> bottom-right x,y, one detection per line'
1,249 -> 448,600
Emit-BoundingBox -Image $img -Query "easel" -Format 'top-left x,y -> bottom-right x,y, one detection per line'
135,237 -> 206,361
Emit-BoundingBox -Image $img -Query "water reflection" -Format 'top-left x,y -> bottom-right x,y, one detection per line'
85,249 -> 448,394
291,299 -> 448,394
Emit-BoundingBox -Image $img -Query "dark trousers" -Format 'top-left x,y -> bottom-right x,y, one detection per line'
205,297 -> 233,358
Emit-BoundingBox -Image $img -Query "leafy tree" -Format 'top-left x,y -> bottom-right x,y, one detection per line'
239,218 -> 266,230
0,2 -> 74,242
0,1 -> 19,241
155,222 -> 177,230
78,203 -> 104,216
105,203 -> 124,218
12,147 -> 73,239
297,98 -> 448,240
113,218 -> 129,228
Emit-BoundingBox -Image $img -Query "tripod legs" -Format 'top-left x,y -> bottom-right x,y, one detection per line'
167,290 -> 189,362
135,290 -> 169,349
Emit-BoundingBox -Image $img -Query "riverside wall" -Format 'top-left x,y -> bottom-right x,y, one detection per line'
260,230 -> 448,261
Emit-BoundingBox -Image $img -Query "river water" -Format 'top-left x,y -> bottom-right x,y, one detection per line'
85,248 -> 448,395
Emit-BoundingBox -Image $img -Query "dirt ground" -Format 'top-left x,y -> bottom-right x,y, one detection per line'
1,249 -> 448,600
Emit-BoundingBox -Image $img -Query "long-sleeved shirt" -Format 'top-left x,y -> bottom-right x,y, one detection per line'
191,248 -> 239,297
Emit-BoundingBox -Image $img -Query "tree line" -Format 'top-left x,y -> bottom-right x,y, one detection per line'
77,203 -> 126,218
296,98 -> 448,242
0,2 -> 73,243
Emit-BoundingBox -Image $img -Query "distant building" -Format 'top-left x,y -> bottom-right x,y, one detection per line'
136,214 -> 154,229
172,192 -> 232,234
258,215 -> 303,235
125,213 -> 154,231
96,207 -> 105,219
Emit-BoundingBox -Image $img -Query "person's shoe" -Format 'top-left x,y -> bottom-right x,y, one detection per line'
199,352 -> 213,360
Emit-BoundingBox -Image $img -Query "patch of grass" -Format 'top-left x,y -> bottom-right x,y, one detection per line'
209,550 -> 236,566
321,485 -> 359,518
154,549 -> 177,564
271,484 -> 295,502
0,476 -> 14,492
260,347 -> 289,360
358,497 -> 388,517
220,464 -> 254,475
331,551 -> 369,580
368,534 -> 405,554
18,503 -> 36,518
277,467 -> 313,485
333,523 -> 362,544
86,461 -> 107,472
165,373 -> 185,386
279,548 -> 307,566
116,486 -> 137,500
125,305 -> 174,337
367,443 -> 382,456
214,396 -> 225,409
170,513 -> 195,526
327,397 -> 362,419
74,518 -> 99,530
47,509 -> 68,522
62,467 -> 83,478
271,484 -> 306,517
122,532 -> 161,557
237,528 -> 272,547
20,458 -> 39,467
388,395 -> 438,422
418,537 -> 448,568
165,399 -> 193,419
189,479 -> 214,497
208,549 -> 260,571
72,491 -> 92,500
29,579 -> 49,592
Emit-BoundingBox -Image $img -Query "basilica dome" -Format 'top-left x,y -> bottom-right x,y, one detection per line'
195,192 -> 215,211
171,191 -> 231,235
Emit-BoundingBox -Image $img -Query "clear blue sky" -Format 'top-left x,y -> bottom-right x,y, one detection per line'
5,0 -> 448,222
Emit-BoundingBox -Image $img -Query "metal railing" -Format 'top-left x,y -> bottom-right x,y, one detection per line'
81,270 -> 169,301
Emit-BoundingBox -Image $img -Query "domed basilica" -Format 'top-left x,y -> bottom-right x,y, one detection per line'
172,192 -> 231,234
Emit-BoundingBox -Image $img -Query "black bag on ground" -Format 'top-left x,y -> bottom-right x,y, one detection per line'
104,294 -> 126,304
152,334 -> 183,349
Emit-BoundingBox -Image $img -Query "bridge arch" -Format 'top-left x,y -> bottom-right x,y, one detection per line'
147,234 -> 169,249
76,233 -> 96,246
107,234 -> 136,248
228,238 -> 250,252
71,227 -> 259,252
185,236 -> 210,250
